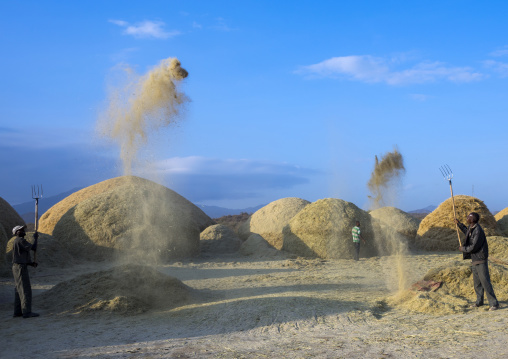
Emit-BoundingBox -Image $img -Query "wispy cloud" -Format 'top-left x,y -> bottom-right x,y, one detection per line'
211,17 -> 234,31
140,156 -> 318,202
109,19 -> 180,39
297,55 -> 484,85
409,93 -> 431,102
484,60 -> 508,77
489,45 -> 508,57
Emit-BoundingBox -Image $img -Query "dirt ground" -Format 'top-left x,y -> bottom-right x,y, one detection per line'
1,252 -> 507,358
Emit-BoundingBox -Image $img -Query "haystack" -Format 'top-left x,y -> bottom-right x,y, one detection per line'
389,260 -> 508,315
370,207 -> 420,240
282,198 -> 378,259
495,207 -> 508,236
239,233 -> 281,258
45,176 -> 213,261
416,195 -> 499,251
38,265 -> 193,314
39,176 -> 214,235
488,236 -> 508,262
5,232 -> 75,268
0,196 -> 25,240
0,225 -> 9,276
238,197 -> 310,249
200,224 -> 242,255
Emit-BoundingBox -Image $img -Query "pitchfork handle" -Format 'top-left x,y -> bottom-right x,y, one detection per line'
448,180 -> 462,247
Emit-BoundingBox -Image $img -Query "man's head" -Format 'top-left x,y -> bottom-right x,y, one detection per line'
467,212 -> 480,224
355,221 -> 360,227
12,225 -> 26,237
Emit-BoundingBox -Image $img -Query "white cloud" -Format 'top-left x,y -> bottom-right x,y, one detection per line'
297,55 -> 484,85
409,93 -> 430,102
489,46 -> 508,57
484,60 -> 508,77
109,19 -> 180,39
192,21 -> 202,29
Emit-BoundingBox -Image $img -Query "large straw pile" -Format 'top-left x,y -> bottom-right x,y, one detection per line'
282,198 -> 378,259
416,195 -> 499,251
0,197 -> 26,275
38,264 -> 193,315
5,232 -> 75,268
200,224 -> 242,255
238,197 -> 310,249
495,207 -> 508,236
370,206 -> 420,240
390,260 -> 508,315
488,236 -> 508,262
40,176 -> 213,235
239,233 -> 282,258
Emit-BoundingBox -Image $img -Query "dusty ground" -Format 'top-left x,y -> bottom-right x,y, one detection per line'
1,252 -> 507,358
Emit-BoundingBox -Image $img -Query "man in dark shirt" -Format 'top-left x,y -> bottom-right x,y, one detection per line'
455,212 -> 499,311
11,225 -> 40,318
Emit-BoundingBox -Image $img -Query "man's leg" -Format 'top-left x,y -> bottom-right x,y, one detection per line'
354,242 -> 360,261
477,262 -> 498,307
12,265 -> 22,317
13,264 -> 32,315
471,265 -> 484,306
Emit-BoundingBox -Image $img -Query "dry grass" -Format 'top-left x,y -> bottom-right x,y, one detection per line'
495,207 -> 508,236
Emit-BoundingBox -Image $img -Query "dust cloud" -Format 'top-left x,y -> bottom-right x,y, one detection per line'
367,148 -> 409,293
98,57 -> 189,175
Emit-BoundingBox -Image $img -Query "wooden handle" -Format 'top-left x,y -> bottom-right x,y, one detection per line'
449,181 -> 462,246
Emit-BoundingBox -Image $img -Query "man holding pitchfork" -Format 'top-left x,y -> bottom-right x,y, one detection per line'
455,212 -> 499,311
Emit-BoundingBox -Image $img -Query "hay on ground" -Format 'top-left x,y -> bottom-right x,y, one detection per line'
200,224 -> 242,255
495,207 -> 508,236
389,259 -> 508,315
238,197 -> 310,249
282,198 -> 379,259
416,195 -> 499,251
38,264 -> 192,314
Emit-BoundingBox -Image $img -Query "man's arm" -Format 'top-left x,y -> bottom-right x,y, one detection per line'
461,227 -> 483,254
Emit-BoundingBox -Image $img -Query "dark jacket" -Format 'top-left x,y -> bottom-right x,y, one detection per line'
12,236 -> 33,264
458,222 -> 488,262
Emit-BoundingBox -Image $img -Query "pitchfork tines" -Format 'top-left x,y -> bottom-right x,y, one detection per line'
32,185 -> 43,200
439,164 -> 453,183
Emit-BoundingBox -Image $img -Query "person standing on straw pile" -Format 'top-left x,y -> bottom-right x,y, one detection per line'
11,225 -> 40,318
352,221 -> 366,261
455,212 -> 500,311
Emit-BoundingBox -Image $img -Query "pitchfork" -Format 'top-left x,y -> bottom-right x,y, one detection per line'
439,165 -> 462,246
32,185 -> 43,263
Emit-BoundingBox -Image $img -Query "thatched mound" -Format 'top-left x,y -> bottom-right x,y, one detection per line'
5,232 -> 75,270
282,198 -> 378,259
239,234 -> 282,258
416,196 -> 499,251
39,176 -> 214,235
0,225 -> 10,276
389,260 -> 508,315
200,224 -> 242,255
238,197 -> 310,249
370,207 -> 420,240
38,265 -> 193,315
495,207 -> 508,236
0,197 -> 25,239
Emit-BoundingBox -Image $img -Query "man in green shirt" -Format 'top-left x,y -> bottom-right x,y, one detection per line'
352,221 -> 365,261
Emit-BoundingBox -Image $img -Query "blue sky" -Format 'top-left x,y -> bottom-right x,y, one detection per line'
1,0 -> 507,213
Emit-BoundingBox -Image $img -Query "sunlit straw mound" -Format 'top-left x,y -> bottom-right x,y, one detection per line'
389,260 -> 508,315
238,197 -> 310,249
0,196 -> 25,240
39,176 -> 213,235
282,198 -> 378,259
200,224 -> 242,255
370,207 -> 420,239
416,195 -> 499,251
47,176 -> 213,261
5,232 -> 75,268
495,207 -> 508,236
39,264 -> 193,315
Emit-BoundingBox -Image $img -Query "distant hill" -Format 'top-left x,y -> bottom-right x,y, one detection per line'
198,204 -> 265,219
408,205 -> 437,214
12,187 -> 83,223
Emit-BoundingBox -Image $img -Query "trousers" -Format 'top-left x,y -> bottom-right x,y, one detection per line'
353,242 -> 360,261
13,263 -> 32,315
471,262 -> 498,307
